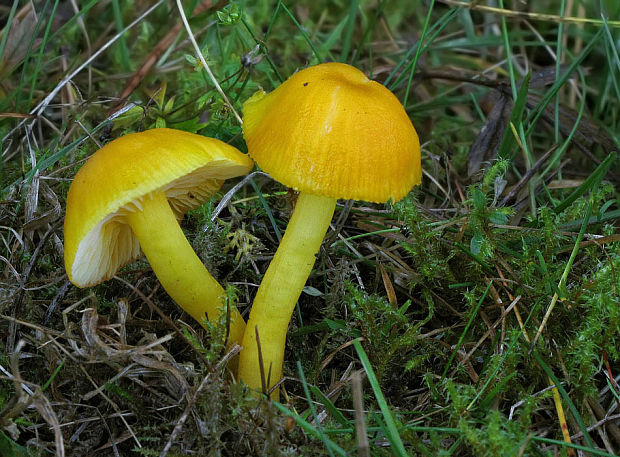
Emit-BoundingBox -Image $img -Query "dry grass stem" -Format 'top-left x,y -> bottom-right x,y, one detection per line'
351,371 -> 370,457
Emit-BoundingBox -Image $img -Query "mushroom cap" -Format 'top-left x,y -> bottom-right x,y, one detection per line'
64,128 -> 254,287
242,62 -> 421,203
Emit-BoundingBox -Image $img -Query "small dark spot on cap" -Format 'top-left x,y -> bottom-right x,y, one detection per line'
303,82 -> 309,86
188,193 -> 195,199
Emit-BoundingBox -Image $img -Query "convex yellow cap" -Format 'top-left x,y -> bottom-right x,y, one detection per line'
64,128 -> 254,287
242,62 -> 421,203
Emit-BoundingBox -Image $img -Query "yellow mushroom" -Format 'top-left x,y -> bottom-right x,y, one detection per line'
238,63 -> 421,396
64,128 -> 253,346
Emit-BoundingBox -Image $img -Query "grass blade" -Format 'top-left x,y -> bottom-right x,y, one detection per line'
552,151 -> 616,214
532,350 -> 595,449
385,7 -> 457,89
272,401 -> 348,456
402,0 -> 435,107
26,0 -> 60,108
440,282 -> 491,381
353,340 -> 408,457
497,72 -> 531,161
310,385 -> 349,427
530,435 -> 616,457
0,0 -> 19,67
278,1 -> 323,63
340,0 -> 358,63
525,28 -> 604,136
297,361 -> 335,457
112,0 -> 131,70
498,0 -> 518,99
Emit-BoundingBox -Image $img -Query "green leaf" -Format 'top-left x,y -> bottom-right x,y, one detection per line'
302,286 -> 323,297
325,319 -> 347,330
170,117 -> 208,133
473,188 -> 486,211
217,3 -> 241,26
488,210 -> 508,225
470,232 -> 484,256
163,96 -> 175,114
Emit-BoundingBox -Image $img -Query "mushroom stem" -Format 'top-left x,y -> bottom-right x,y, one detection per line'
125,190 -> 245,347
238,192 -> 336,396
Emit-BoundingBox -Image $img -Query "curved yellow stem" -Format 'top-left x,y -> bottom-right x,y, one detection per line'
125,190 -> 245,347
238,193 -> 336,397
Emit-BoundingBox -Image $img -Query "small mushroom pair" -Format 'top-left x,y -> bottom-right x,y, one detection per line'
64,63 -> 421,398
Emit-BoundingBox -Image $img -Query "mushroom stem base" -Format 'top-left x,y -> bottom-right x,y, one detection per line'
238,192 -> 336,397
125,190 -> 245,347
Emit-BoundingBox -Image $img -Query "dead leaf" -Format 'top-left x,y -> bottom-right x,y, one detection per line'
379,261 -> 397,307
467,91 -> 512,177
0,11 -> 40,78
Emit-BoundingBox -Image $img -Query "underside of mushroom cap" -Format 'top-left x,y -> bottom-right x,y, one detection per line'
242,62 -> 421,203
64,128 -> 254,287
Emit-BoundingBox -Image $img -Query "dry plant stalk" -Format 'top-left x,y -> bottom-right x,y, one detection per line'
351,371 -> 370,457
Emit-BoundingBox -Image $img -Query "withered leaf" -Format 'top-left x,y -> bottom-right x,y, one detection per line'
467,91 -> 513,177
0,11 -> 40,78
